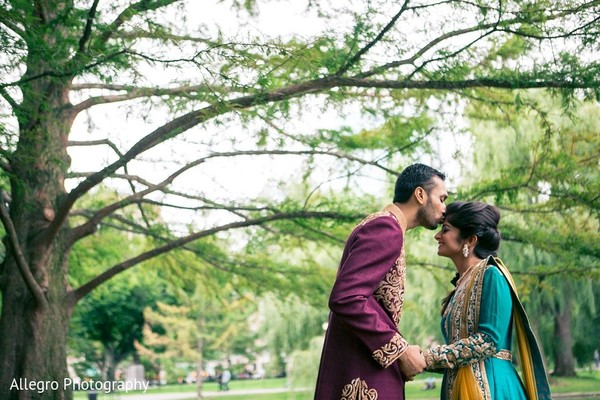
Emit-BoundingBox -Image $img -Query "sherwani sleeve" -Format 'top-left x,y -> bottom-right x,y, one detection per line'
328,215 -> 409,368
423,266 -> 512,369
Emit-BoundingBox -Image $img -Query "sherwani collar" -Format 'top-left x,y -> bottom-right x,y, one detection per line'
383,203 -> 407,233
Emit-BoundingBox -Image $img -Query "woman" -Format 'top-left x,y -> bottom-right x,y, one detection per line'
422,201 -> 550,400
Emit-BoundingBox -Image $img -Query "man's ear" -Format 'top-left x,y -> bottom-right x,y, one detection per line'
414,187 -> 427,205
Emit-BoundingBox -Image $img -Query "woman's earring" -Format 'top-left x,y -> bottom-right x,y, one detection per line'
463,243 -> 469,258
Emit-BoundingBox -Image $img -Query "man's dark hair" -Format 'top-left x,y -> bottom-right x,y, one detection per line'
393,163 -> 446,203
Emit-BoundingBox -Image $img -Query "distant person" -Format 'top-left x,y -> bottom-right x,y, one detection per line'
594,349 -> 600,369
423,201 -> 551,399
220,368 -> 231,391
423,376 -> 436,390
314,163 -> 448,399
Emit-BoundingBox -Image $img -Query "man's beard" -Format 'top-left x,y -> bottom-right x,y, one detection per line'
416,200 -> 440,230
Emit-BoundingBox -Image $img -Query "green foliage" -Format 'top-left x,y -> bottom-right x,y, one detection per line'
459,90 -> 600,373
287,336 -> 324,393
68,270 -> 168,378
258,294 -> 328,377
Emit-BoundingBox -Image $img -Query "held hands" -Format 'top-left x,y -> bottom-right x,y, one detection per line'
398,345 -> 426,381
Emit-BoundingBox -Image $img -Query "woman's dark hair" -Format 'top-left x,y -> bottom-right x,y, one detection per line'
440,201 -> 501,315
393,163 -> 446,203
445,201 -> 501,259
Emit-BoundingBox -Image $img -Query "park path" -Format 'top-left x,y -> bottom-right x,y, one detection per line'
106,387 -> 307,400
90,388 -> 600,400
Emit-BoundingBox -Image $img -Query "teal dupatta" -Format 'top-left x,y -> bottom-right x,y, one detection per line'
489,257 -> 551,400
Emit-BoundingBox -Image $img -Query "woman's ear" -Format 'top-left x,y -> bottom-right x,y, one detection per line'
467,235 -> 478,248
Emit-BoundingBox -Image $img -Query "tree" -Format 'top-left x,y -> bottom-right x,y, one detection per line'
66,187 -> 168,381
461,91 -> 600,375
1,1 -> 600,398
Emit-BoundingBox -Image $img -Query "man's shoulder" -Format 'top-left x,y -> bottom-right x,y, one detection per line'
356,210 -> 396,229
351,211 -> 404,241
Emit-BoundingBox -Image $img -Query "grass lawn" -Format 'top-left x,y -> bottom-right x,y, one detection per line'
548,370 -> 600,394
74,370 -> 600,399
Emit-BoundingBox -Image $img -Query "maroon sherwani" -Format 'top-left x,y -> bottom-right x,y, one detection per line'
315,205 -> 409,400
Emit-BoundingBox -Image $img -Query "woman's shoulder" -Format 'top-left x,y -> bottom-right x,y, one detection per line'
483,263 -> 510,290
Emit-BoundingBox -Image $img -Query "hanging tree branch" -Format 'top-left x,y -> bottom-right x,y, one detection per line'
0,87 -> 19,111
335,0 -> 410,76
0,190 -> 48,309
68,139 -> 152,227
45,69 -> 600,249
97,0 -> 180,45
67,147 -> 400,244
356,0 -> 600,79
67,210 -> 358,304
76,0 -> 100,55
70,84 -> 222,113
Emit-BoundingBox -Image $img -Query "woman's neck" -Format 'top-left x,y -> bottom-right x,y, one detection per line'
454,255 -> 483,277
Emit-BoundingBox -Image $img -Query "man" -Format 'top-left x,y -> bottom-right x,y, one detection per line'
314,163 -> 448,400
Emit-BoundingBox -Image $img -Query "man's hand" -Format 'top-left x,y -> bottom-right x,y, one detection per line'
398,345 -> 426,381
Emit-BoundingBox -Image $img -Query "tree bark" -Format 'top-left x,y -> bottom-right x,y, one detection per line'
552,288 -> 577,377
0,246 -> 74,400
196,315 -> 205,399
0,52 -> 75,397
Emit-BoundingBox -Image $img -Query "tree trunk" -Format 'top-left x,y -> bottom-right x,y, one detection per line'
0,60 -> 75,398
102,348 -> 116,382
553,289 -> 577,377
196,315 -> 205,399
0,247 -> 74,400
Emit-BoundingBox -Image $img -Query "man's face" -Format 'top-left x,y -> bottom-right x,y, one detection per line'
416,176 -> 447,230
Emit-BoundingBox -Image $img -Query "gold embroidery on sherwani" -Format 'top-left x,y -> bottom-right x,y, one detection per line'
355,211 -> 389,229
357,209 -> 409,368
374,247 -> 406,325
358,209 -> 407,327
372,332 -> 408,367
341,378 -> 378,400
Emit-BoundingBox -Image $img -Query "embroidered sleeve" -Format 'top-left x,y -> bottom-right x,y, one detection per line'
372,332 -> 409,368
423,332 -> 497,369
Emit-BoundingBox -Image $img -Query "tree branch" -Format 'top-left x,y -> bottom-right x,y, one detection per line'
0,190 -> 47,309
406,28 -> 498,80
113,29 -> 214,43
70,84 -> 223,113
67,210 -> 357,304
68,170 -> 270,216
77,0 -> 100,55
82,213 -> 319,278
70,157 -> 208,242
335,0 -> 410,76
47,70 -> 600,248
68,139 -> 153,228
499,14 -> 600,40
0,50 -> 128,90
68,147 -> 398,242
0,8 -> 27,38
98,0 -> 181,45
33,0 -> 49,24
0,87 -> 19,111
357,0 -> 600,79
0,145 -> 12,173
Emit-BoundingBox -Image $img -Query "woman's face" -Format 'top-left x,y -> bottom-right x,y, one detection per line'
434,220 -> 464,258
